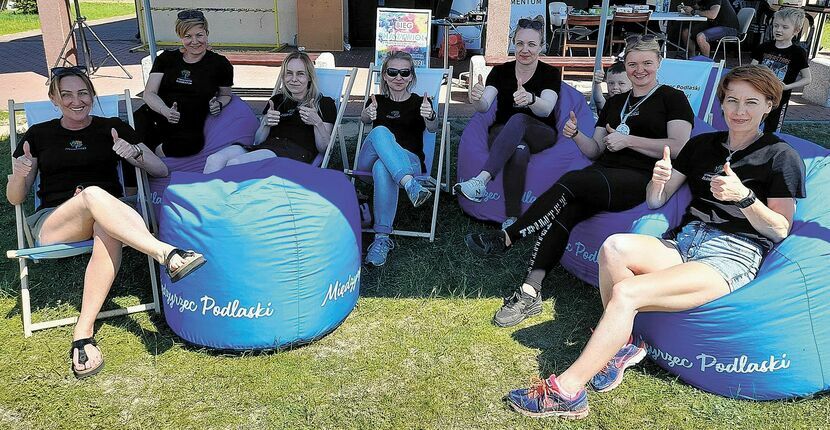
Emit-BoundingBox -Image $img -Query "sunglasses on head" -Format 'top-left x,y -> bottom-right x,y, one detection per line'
386,68 -> 412,78
625,34 -> 657,44
517,18 -> 545,31
50,65 -> 88,78
177,9 -> 205,20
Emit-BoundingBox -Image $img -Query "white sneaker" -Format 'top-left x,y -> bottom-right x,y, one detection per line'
453,177 -> 487,202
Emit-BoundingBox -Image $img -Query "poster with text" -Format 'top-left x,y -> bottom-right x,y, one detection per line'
509,0 -> 547,53
375,8 -> 432,68
657,59 -> 717,116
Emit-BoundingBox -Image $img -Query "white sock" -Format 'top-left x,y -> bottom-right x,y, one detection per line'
520,283 -> 538,297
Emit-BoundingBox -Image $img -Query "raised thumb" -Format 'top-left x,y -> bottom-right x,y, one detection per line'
23,141 -> 32,158
569,111 -> 577,122
478,74 -> 484,85
210,96 -> 218,103
171,102 -> 178,111
423,92 -> 429,103
606,124 -> 616,134
663,145 -> 671,161
370,94 -> 377,106
723,162 -> 735,176
268,100 -> 275,111
111,128 -> 119,141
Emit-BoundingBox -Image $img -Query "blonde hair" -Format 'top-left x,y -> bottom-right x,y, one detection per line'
278,51 -> 322,110
48,69 -> 96,100
774,8 -> 806,33
624,37 -> 662,60
175,18 -> 209,38
717,65 -> 784,110
379,51 -> 417,96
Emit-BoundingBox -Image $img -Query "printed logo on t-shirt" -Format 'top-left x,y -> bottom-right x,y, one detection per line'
761,55 -> 789,81
701,164 -> 725,181
176,69 -> 193,85
386,111 -> 401,119
66,140 -> 86,151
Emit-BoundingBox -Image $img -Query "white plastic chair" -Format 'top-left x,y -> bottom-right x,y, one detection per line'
548,1 -> 568,55
268,67 -> 357,169
344,65 -> 453,242
713,8 -> 755,65
6,91 -> 160,337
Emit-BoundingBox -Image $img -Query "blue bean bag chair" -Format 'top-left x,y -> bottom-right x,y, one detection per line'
559,117 -> 717,285
456,83 -> 594,223
633,135 -> 830,400
158,157 -> 361,350
149,95 -> 259,219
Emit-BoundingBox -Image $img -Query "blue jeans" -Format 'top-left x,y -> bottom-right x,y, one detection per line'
356,126 -> 422,234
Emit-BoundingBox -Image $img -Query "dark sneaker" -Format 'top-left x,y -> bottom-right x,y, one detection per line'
464,231 -> 508,257
505,375 -> 590,419
493,290 -> 542,327
589,337 -> 647,393
404,179 -> 432,208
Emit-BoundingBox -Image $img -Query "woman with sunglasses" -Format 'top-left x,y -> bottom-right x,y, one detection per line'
202,51 -> 337,173
502,65 -> 805,420
6,68 -> 207,380
358,51 -> 439,267
136,9 -> 234,158
455,15 -> 561,228
465,37 -> 694,328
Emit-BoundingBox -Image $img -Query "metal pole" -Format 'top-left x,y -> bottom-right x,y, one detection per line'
590,0 -> 611,111
142,0 -> 158,60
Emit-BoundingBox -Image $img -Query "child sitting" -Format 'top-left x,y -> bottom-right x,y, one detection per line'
751,8 -> 812,133
591,62 -> 632,111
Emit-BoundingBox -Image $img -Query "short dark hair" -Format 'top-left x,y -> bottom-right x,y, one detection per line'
717,65 -> 783,109
606,62 -> 626,76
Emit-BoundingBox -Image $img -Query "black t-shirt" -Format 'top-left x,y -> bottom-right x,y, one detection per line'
14,117 -> 138,211
149,49 -> 234,121
751,41 -> 808,101
698,0 -> 739,29
485,61 -> 562,128
673,131 -> 806,252
595,85 -> 694,172
368,94 -> 428,171
262,94 -> 337,155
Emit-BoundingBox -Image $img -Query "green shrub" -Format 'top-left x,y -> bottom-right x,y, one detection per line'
13,0 -> 39,14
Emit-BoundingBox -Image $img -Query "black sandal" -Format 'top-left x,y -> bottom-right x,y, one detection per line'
69,337 -> 104,380
165,248 -> 206,283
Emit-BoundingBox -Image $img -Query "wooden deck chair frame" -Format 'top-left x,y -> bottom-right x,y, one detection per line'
268,67 -> 358,169
344,64 -> 453,242
6,90 -> 161,337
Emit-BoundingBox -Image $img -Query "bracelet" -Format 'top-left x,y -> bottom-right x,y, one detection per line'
218,100 -> 225,111
528,93 -> 536,106
132,145 -> 144,160
427,110 -> 437,121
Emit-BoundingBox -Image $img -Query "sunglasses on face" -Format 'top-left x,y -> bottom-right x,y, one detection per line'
385,68 -> 412,78
50,66 -> 88,78
625,34 -> 657,44
517,18 -> 545,31
177,9 -> 205,20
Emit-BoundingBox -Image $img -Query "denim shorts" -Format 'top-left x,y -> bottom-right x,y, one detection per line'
664,221 -> 764,292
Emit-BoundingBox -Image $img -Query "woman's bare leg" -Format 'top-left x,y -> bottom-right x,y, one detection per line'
71,222 -> 121,372
556,260 -> 729,395
226,149 -> 277,167
203,145 -> 247,174
598,233 -> 683,307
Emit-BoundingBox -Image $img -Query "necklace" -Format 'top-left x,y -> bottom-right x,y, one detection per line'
618,84 -> 661,135
724,131 -> 763,163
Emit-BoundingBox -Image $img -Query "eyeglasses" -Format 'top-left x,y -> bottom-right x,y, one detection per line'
517,18 -> 545,31
50,66 -> 88,78
177,9 -> 205,20
625,34 -> 658,44
386,68 -> 412,78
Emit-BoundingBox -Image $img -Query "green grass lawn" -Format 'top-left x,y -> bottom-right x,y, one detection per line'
0,1 -> 135,36
0,119 -> 827,428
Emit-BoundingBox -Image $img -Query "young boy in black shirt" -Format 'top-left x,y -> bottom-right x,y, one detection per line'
751,8 -> 812,133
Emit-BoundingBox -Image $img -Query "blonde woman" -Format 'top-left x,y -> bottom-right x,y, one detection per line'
203,51 -> 336,173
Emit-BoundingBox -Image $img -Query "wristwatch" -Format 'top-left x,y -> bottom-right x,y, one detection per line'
132,145 -> 144,161
427,110 -> 437,121
528,93 -> 536,106
735,188 -> 756,209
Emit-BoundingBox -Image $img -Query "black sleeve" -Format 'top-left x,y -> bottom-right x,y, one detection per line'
13,126 -> 40,158
111,118 -> 139,145
751,43 -> 764,62
792,47 -> 809,74
319,97 -> 338,123
215,54 -> 234,87
543,65 -> 562,94
673,133 -> 706,177
596,101 -> 609,129
700,0 -> 719,10
485,64 -> 500,88
664,88 -> 695,126
768,146 -> 806,198
149,50 -> 171,75
263,94 -> 281,115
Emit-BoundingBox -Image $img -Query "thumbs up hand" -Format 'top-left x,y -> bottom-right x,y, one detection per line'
470,74 -> 485,103
166,102 -> 180,124
563,111 -> 579,139
264,99 -> 281,126
12,141 -> 35,178
420,92 -> 435,120
208,96 -> 222,115
513,76 -> 531,107
710,162 -> 747,202
652,145 -> 673,187
364,95 -> 378,121
111,127 -> 139,159
603,124 -> 628,152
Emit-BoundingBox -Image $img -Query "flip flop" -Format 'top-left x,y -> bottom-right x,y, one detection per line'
69,337 -> 104,380
165,248 -> 206,283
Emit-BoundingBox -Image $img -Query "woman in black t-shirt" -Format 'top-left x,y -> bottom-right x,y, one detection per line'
358,51 -> 440,267
203,52 -> 337,173
6,68 -> 207,380
455,15 -> 562,227
136,10 -> 234,157
465,37 -> 694,330
501,66 -> 806,420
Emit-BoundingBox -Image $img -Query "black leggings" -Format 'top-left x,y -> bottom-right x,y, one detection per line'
134,104 -> 206,157
484,114 -> 557,217
504,164 -> 651,290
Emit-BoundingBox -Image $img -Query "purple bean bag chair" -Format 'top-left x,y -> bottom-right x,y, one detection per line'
456,83 -> 594,222
148,95 -> 259,218
559,117 -> 717,286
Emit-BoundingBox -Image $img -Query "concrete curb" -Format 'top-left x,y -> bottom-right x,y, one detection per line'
0,14 -> 136,43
